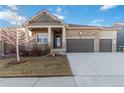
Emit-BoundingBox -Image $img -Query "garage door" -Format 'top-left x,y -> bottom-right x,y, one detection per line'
67,39 -> 94,52
99,39 -> 112,52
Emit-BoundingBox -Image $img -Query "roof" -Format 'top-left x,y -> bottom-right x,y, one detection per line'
68,24 -> 98,27
67,24 -> 101,30
23,10 -> 67,27
6,9 -> 116,32
67,24 -> 117,31
100,27 -> 118,31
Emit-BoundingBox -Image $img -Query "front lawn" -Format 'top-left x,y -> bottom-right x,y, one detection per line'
0,56 -> 72,77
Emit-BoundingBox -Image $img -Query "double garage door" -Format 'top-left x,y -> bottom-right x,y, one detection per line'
67,39 -> 112,52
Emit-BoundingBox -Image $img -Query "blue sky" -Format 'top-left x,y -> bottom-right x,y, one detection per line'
0,5 -> 124,27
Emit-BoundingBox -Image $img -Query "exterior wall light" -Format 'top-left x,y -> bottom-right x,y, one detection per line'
79,31 -> 82,35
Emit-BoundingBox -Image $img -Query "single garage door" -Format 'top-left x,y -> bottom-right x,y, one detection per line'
99,39 -> 112,52
67,39 -> 94,52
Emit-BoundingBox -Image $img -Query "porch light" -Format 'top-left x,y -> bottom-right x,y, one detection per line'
79,31 -> 82,35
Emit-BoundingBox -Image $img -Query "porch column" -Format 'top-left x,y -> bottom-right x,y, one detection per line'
62,26 -> 66,50
48,27 -> 51,48
25,27 -> 30,50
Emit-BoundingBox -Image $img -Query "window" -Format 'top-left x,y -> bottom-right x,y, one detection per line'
37,33 -> 48,43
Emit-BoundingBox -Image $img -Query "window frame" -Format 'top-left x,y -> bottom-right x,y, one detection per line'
36,32 -> 48,44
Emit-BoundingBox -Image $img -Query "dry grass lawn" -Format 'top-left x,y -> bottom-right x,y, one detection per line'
0,56 -> 72,77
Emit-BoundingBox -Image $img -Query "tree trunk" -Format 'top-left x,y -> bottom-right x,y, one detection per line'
16,42 -> 20,62
1,41 -> 4,56
16,29 -> 20,62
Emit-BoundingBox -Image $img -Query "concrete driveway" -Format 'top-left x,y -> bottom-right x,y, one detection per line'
67,53 -> 124,87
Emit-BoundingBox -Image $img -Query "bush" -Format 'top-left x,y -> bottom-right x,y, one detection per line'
31,47 -> 43,56
20,46 -> 50,57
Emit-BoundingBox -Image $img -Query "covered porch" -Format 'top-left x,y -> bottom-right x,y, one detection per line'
26,26 -> 66,54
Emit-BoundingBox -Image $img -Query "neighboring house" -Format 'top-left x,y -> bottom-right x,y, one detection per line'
112,23 -> 124,51
0,28 -> 26,55
23,10 -> 117,54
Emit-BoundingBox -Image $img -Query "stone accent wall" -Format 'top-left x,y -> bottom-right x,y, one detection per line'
66,29 -> 99,38
66,29 -> 100,52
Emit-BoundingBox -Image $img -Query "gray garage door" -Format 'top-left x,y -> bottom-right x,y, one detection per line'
67,39 -> 94,52
99,39 -> 112,52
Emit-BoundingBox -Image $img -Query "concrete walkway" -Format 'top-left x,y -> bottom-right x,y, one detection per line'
67,53 -> 124,87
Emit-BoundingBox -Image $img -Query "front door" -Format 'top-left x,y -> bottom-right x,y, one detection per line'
54,35 -> 62,48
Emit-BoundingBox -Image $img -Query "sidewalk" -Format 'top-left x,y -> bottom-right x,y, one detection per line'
0,77 -> 76,87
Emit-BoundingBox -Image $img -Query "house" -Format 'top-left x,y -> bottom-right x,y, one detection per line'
23,10 -> 117,55
113,23 -> 124,51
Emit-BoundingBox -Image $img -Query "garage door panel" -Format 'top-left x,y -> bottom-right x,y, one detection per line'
67,39 -> 94,52
100,39 -> 112,52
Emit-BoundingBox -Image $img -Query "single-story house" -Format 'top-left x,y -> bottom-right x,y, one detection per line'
0,10 -> 117,55
23,10 -> 117,54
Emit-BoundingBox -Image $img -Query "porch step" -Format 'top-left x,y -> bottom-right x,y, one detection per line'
51,49 -> 66,55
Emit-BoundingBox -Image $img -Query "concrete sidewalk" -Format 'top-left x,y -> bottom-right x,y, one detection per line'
0,77 -> 76,87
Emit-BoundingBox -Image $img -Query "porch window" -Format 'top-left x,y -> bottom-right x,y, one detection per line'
37,33 -> 48,43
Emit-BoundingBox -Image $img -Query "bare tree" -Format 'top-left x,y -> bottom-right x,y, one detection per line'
0,7 -> 27,63
0,27 -> 26,62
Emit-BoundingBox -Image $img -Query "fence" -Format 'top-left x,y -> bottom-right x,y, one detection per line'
117,46 -> 124,52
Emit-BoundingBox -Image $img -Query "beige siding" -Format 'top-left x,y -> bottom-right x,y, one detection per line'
31,28 -> 48,36
99,31 -> 117,39
99,30 -> 117,52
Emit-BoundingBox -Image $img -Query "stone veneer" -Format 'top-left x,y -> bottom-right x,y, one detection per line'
66,29 -> 99,38
66,29 -> 100,52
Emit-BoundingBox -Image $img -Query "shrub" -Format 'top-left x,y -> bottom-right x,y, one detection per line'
20,45 -> 50,57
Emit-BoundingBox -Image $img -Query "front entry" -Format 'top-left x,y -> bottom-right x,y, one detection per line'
54,35 -> 62,48
53,28 -> 62,48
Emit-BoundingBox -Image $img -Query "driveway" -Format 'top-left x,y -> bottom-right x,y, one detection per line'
67,53 -> 124,87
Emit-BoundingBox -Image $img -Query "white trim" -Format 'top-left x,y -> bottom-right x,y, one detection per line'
66,37 -> 95,39
36,32 -> 48,43
99,37 -> 115,39
36,42 -> 48,44
27,26 -> 65,28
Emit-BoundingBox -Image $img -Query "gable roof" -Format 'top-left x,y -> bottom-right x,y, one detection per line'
23,10 -> 67,27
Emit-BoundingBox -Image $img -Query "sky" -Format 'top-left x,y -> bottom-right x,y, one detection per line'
0,5 -> 124,27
